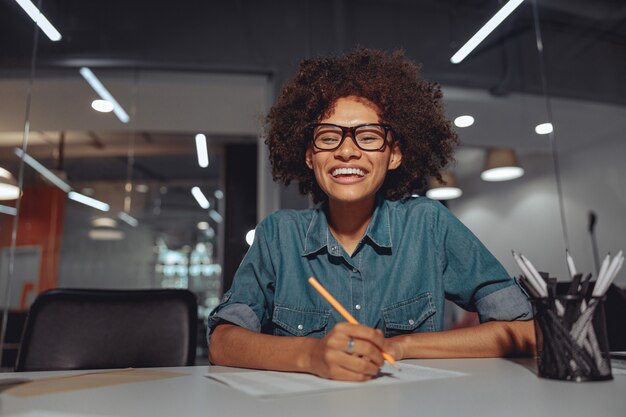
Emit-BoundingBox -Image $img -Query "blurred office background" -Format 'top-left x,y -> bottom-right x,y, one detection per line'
0,0 -> 624,366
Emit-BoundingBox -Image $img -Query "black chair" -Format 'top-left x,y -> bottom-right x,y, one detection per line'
15,288 -> 197,372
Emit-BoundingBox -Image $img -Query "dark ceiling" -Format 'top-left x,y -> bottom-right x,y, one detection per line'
1,0 -> 625,105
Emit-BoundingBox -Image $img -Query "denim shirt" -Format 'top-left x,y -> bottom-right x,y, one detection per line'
207,196 -> 531,343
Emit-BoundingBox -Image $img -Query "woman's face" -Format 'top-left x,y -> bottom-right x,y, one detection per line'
305,96 -> 402,206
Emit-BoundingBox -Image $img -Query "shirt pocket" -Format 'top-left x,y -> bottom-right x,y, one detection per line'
272,304 -> 330,338
382,293 -> 436,337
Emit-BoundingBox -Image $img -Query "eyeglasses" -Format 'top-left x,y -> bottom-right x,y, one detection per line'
309,123 -> 393,151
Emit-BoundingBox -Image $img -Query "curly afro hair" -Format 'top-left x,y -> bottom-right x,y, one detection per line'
265,48 -> 458,203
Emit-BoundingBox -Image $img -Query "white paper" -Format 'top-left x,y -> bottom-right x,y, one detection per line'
206,363 -> 466,398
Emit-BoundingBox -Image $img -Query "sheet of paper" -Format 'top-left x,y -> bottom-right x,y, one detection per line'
206,363 -> 466,398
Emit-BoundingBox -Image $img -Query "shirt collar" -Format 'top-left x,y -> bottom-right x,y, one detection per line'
301,195 -> 392,257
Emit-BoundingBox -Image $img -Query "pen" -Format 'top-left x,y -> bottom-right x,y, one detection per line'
307,277 -> 400,371
566,250 -> 577,278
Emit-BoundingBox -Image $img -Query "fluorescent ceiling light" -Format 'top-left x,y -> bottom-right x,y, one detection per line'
426,187 -> 463,200
14,148 -> 71,192
135,184 -> 149,193
197,221 -> 209,230
481,166 -> 525,182
454,115 -> 475,128
79,67 -> 130,123
209,210 -> 223,224
245,229 -> 256,246
214,189 -> 224,200
15,0 -> 62,41
0,204 -> 18,216
118,211 -> 139,227
535,122 -> 553,135
450,0 -> 525,64
195,134 -> 209,168
91,99 -> 114,113
68,191 -> 110,212
191,186 -> 210,209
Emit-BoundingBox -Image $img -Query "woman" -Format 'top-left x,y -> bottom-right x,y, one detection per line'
208,48 -> 535,381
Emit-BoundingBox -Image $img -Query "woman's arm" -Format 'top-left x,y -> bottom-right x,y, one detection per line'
386,320 -> 535,360
209,322 -> 388,381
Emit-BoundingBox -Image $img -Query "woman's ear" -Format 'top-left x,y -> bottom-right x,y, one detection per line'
388,142 -> 402,170
305,146 -> 314,169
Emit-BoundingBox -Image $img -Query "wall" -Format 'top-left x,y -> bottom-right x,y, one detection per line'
450,134 -> 626,287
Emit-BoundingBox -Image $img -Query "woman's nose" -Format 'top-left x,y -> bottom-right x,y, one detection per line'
334,135 -> 361,160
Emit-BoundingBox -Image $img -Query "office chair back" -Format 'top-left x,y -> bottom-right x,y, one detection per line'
15,288 -> 197,371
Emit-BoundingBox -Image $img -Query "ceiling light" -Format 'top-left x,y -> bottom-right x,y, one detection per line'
426,172 -> 463,200
15,148 -> 71,192
135,184 -> 149,193
79,67 -> 130,123
91,217 -> 117,228
209,210 -> 223,224
245,229 -> 256,246
454,115 -> 475,128
14,0 -> 62,41
118,211 -> 139,227
535,122 -> 553,135
0,168 -> 20,200
88,229 -> 125,240
197,221 -> 209,230
195,134 -> 209,168
191,186 -> 210,209
481,148 -> 524,182
68,191 -> 110,211
214,190 -> 224,200
450,0 -> 525,64
0,204 -> 17,216
91,99 -> 114,113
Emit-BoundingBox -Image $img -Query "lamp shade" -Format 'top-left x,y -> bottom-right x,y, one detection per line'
480,148 -> 524,182
0,167 -> 20,200
426,171 -> 463,200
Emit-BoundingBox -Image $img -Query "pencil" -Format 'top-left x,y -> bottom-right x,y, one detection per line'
307,276 -> 400,370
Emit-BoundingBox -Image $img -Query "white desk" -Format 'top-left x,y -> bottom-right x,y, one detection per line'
1,359 -> 625,417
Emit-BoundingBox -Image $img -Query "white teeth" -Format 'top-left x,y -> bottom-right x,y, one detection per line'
331,168 -> 365,177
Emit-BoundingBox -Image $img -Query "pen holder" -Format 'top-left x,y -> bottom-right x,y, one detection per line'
531,295 -> 612,382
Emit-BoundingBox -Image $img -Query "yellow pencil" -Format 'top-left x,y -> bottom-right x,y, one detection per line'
308,276 -> 400,370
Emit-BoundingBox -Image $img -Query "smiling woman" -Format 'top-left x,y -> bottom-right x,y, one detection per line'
207,48 -> 535,382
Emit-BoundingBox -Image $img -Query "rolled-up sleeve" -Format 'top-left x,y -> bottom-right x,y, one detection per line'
435,204 -> 532,322
475,281 -> 532,322
206,220 -> 276,347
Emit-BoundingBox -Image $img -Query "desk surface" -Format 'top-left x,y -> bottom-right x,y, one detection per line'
1,359 -> 625,417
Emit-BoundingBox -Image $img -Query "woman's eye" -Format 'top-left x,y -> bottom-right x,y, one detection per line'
320,136 -> 340,144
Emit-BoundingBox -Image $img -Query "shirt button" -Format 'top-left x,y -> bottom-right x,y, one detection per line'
352,268 -> 358,273
297,324 -> 303,330
408,319 -> 415,325
355,304 -> 361,310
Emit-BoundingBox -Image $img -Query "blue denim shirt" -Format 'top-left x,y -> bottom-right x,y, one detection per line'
208,196 -> 531,342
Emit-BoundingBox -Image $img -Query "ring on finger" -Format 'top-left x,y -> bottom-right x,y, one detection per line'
346,338 -> 355,354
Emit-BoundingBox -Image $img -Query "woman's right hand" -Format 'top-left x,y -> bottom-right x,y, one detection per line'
306,322 -> 386,381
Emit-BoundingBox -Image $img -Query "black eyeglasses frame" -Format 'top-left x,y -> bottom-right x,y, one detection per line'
308,123 -> 394,152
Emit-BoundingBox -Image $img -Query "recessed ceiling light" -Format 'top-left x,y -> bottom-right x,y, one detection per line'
481,166 -> 525,182
245,229 -> 256,246
454,115 -> 475,128
88,229 -> 125,240
535,122 -> 553,135
91,217 -> 118,228
135,184 -> 149,193
91,99 -> 114,113
426,187 -> 463,200
197,221 -> 209,230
